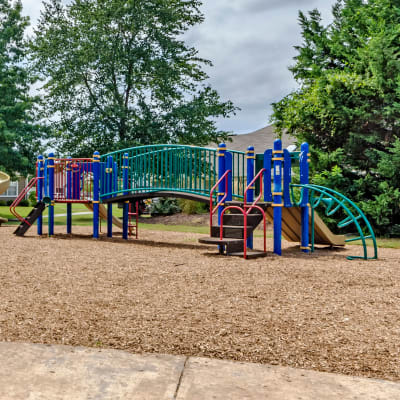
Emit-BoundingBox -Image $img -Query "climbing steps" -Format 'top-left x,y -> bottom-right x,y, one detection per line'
198,201 -> 269,259
13,201 -> 46,237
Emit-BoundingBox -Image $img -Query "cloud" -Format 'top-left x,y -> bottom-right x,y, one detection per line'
244,0 -> 320,13
20,0 -> 336,134
185,0 -> 336,133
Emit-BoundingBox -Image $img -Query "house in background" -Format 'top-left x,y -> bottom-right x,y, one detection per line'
0,177 -> 28,203
224,125 -> 296,153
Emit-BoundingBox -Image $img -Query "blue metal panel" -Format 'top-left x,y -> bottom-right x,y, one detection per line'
263,149 -> 272,202
283,149 -> 292,207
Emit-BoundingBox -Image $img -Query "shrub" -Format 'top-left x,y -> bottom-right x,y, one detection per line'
149,198 -> 181,216
6,200 -> 13,206
0,200 -> 6,206
178,199 -> 208,214
19,199 -> 30,207
28,190 -> 37,206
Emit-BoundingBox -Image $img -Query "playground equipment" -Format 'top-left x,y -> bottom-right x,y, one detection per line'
10,141 -> 377,260
0,171 -> 10,225
0,171 -> 10,194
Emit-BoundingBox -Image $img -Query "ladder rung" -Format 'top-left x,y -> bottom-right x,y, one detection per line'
327,204 -> 341,216
345,234 -> 373,243
338,214 -> 361,228
345,236 -> 362,243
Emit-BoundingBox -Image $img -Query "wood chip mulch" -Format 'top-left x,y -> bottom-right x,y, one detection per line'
0,226 -> 399,381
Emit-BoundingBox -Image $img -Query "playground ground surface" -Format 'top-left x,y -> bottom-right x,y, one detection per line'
0,225 -> 399,383
2,205 -> 400,248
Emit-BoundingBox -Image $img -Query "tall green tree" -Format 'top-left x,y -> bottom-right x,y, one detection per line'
31,0 -> 236,156
271,0 -> 400,235
0,0 -> 42,177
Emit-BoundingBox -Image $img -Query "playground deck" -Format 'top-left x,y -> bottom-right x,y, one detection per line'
0,226 -> 398,382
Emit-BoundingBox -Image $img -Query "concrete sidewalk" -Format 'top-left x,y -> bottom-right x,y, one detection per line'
1,342 -> 399,400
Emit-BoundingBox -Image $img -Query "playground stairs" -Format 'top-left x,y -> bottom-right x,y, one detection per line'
199,201 -> 269,259
13,201 -> 46,237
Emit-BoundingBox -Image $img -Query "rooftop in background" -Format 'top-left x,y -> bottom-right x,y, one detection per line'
223,125 -> 296,154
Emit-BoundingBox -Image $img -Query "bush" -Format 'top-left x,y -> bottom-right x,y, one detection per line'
19,199 -> 30,207
178,199 -> 208,214
28,190 -> 37,206
149,198 -> 181,216
6,200 -> 13,206
0,200 -> 6,206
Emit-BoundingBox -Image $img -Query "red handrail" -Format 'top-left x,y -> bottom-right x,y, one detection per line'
244,168 -> 266,210
209,170 -> 231,235
10,177 -> 43,225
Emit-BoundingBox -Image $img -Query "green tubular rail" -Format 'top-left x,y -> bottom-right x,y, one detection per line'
100,145 -> 246,201
290,184 -> 378,260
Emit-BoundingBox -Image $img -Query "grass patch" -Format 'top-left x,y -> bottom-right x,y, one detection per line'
2,206 -> 400,249
0,204 -> 124,226
139,223 -> 209,234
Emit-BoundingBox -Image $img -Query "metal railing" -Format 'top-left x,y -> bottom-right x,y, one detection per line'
51,158 -> 94,203
100,145 -> 246,200
209,170 -> 231,235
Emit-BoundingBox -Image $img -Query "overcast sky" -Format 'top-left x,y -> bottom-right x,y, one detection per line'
21,0 -> 336,134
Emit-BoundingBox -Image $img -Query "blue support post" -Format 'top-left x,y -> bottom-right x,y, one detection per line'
217,144 -> 226,253
107,155 -> 113,238
217,143 -> 226,226
300,142 -> 310,253
37,155 -> 44,236
48,152 -> 55,237
246,146 -> 255,249
122,153 -> 129,240
92,151 -> 100,239
273,140 -> 283,255
66,157 -> 72,234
